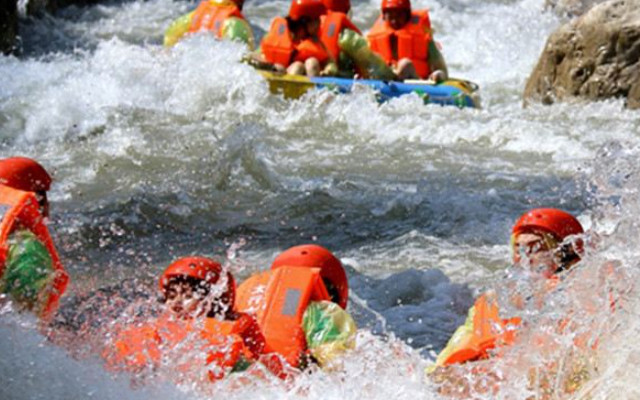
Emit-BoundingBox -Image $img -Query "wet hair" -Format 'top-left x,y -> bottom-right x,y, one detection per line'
159,276 -> 211,302
554,242 -> 581,273
35,190 -> 48,216
160,276 -> 233,318
536,230 -> 581,274
286,16 -> 304,34
286,16 -> 318,39
383,8 -> 411,23
322,278 -> 341,305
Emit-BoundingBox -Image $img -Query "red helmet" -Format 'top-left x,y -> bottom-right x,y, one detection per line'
159,257 -> 235,307
323,0 -> 350,13
0,157 -> 52,193
512,208 -> 584,241
381,0 -> 411,11
271,244 -> 348,309
289,0 -> 327,21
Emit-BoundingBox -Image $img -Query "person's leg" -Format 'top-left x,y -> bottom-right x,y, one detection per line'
427,40 -> 448,81
273,63 -> 287,74
393,58 -> 419,80
287,61 -> 306,75
305,58 -> 321,77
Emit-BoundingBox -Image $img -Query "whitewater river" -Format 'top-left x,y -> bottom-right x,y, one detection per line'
1,0 -> 639,398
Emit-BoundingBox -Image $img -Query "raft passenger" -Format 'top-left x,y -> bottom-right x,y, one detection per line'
432,208 -> 584,369
164,0 -> 255,50
0,157 -> 69,320
104,257 -> 264,382
257,0 -> 338,76
315,0 -> 395,79
318,0 -> 366,77
367,0 -> 448,81
236,244 -> 357,378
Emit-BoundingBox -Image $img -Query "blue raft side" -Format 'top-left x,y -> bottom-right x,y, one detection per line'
307,76 -> 476,108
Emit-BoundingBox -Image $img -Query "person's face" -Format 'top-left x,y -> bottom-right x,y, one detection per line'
164,281 -> 206,319
383,8 -> 410,30
305,17 -> 321,36
512,232 -> 557,277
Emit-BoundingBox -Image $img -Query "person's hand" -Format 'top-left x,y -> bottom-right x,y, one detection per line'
242,53 -> 283,74
429,70 -> 446,83
320,62 -> 338,77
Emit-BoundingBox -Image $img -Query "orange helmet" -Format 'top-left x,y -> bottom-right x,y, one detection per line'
289,0 -> 327,21
512,208 -> 583,241
323,0 -> 350,13
0,157 -> 52,193
159,257 -> 236,308
271,244 -> 348,309
381,0 -> 410,11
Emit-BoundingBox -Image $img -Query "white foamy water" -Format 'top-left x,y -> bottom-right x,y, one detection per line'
1,0 -> 639,398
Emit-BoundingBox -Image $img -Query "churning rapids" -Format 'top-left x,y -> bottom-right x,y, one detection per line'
1,0 -> 640,398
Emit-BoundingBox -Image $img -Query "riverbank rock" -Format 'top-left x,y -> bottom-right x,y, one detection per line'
1,0 -> 18,54
524,0 -> 640,109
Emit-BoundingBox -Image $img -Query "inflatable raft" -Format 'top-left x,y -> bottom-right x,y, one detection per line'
258,70 -> 480,108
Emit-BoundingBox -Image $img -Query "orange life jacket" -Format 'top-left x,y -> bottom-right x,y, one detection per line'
217,311 -> 265,362
366,10 -> 432,79
106,312 -> 263,381
440,294 -> 521,366
261,17 -> 330,67
320,11 -> 361,60
203,312 -> 265,380
188,1 -> 246,37
235,266 -> 332,376
0,185 -> 68,320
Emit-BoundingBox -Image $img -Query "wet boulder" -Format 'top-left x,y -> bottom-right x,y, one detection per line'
0,0 -> 18,54
524,0 -> 640,109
